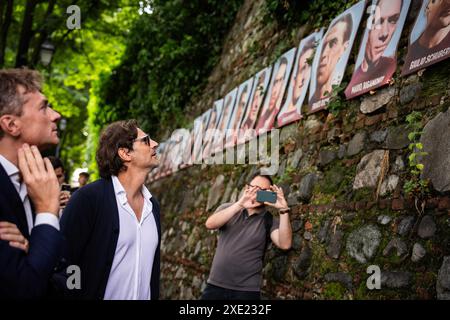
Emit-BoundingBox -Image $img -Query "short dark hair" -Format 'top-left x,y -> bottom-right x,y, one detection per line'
79,172 -> 90,179
0,68 -> 43,138
248,171 -> 273,185
96,120 -> 139,179
330,13 -> 353,43
279,56 -> 288,68
301,37 -> 316,57
47,156 -> 64,171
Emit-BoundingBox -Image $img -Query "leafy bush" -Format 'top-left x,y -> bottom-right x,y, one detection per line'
93,0 -> 243,139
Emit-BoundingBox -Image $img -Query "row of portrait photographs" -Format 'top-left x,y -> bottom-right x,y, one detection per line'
237,66 -> 272,144
203,99 -> 223,159
225,77 -> 254,148
309,0 -> 366,111
255,47 -> 296,136
212,87 -> 238,155
148,0 -> 450,182
277,30 -> 323,127
150,127 -> 194,181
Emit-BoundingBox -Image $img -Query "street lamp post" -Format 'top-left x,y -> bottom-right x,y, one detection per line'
55,118 -> 67,158
40,40 -> 55,67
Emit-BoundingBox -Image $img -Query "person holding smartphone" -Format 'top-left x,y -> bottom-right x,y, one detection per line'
202,172 -> 292,300
48,156 -> 71,215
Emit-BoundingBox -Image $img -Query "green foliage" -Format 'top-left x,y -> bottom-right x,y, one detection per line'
2,0 -> 136,177
322,282 -> 346,300
93,0 -> 243,143
263,0 -> 359,28
403,112 -> 429,198
325,82 -> 348,117
46,3 -> 134,178
263,0 -> 306,27
273,164 -> 295,185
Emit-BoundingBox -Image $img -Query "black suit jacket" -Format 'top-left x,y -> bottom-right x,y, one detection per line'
60,177 -> 161,299
0,163 -> 63,299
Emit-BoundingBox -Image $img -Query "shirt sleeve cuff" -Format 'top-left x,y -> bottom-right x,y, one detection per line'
34,213 -> 60,231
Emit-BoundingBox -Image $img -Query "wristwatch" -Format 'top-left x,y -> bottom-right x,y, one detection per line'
279,207 -> 291,214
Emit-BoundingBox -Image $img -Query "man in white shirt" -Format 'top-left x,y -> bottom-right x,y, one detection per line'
61,119 -> 161,300
0,68 -> 63,298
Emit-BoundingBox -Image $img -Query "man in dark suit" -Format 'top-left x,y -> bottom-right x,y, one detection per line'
0,68 -> 63,298
61,120 -> 161,300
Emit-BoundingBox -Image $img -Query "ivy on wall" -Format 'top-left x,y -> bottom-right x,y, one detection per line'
91,0 -> 243,139
263,0 -> 360,28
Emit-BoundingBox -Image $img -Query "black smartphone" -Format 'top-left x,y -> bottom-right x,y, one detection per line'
256,190 -> 277,203
61,184 -> 71,192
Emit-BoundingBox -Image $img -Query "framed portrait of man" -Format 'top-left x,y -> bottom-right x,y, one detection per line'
192,110 -> 211,164
179,127 -> 194,169
202,99 -> 223,160
255,48 -> 296,136
224,77 -> 254,149
156,141 -> 170,178
169,130 -> 185,174
277,31 -> 323,127
211,87 -> 238,155
237,66 -> 272,145
402,0 -> 450,76
153,141 -> 167,180
346,0 -> 411,99
309,0 -> 366,112
163,137 -> 178,176
172,128 -> 192,170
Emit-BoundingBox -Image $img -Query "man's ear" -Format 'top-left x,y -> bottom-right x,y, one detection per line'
118,147 -> 132,162
0,115 -> 21,137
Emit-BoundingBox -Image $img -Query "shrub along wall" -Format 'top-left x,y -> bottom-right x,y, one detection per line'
149,0 -> 450,299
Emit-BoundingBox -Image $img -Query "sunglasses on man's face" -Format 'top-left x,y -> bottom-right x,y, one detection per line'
135,134 -> 151,146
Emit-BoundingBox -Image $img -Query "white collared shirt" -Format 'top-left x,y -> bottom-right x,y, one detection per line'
0,155 -> 59,234
104,176 -> 158,300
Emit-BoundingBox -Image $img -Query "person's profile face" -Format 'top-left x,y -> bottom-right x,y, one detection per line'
54,167 -> 65,186
293,48 -> 313,103
239,89 -> 247,110
317,21 -> 349,87
249,82 -> 264,120
426,0 -> 450,29
220,98 -> 232,130
78,174 -> 88,186
269,63 -> 287,109
366,0 -> 401,64
234,90 -> 247,128
17,88 -> 61,149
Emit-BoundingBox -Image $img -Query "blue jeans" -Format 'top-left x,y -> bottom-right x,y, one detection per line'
201,283 -> 261,300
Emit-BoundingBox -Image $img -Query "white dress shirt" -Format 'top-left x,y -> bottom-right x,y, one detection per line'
104,176 -> 158,300
0,155 -> 59,234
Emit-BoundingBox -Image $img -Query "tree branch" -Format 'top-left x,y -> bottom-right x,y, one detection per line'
0,0 -> 14,67
15,0 -> 38,67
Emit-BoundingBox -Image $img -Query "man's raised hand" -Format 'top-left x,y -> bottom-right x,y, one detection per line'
18,144 -> 60,216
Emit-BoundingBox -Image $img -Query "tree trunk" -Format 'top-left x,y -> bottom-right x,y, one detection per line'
15,0 -> 38,67
31,0 -> 57,67
0,0 -> 14,67
0,1 -> 4,29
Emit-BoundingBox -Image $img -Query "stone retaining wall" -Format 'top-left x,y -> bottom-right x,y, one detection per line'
149,0 -> 450,299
